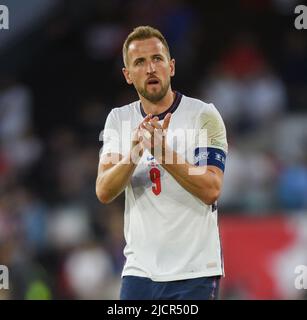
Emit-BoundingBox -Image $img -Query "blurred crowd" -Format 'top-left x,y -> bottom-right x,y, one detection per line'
0,0 -> 306,299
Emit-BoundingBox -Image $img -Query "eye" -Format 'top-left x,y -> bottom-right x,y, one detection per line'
153,56 -> 162,62
135,59 -> 144,66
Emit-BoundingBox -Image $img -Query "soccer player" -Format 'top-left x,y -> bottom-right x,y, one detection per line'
96,26 -> 228,300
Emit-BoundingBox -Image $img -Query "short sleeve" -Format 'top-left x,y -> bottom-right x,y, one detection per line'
194,104 -> 228,171
99,110 -> 121,158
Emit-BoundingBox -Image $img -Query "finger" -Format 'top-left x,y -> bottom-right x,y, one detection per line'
138,114 -> 152,129
162,113 -> 172,130
144,113 -> 153,122
150,119 -> 162,129
142,122 -> 155,133
142,129 -> 152,140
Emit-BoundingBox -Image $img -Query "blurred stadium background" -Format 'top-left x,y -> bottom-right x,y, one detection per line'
0,0 -> 306,300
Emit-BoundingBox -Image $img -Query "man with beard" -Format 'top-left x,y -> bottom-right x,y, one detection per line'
96,26 -> 228,300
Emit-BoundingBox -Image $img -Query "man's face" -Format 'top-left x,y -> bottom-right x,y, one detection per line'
123,37 -> 175,103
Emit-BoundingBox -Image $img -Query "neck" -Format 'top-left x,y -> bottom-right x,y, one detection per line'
139,88 -> 175,116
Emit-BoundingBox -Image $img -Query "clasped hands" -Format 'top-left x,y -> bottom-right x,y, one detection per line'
131,113 -> 172,164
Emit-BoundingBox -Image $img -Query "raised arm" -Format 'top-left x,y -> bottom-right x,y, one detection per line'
96,152 -> 138,204
141,107 -> 227,205
96,114 -> 153,204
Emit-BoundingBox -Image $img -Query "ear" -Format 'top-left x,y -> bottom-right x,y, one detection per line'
170,58 -> 175,77
122,67 -> 133,85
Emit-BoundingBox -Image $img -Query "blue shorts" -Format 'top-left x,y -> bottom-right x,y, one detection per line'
120,275 -> 221,300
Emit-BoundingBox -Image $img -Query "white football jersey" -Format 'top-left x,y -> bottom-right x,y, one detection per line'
100,92 -> 228,281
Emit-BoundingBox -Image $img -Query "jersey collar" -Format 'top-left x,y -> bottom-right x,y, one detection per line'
140,91 -> 182,121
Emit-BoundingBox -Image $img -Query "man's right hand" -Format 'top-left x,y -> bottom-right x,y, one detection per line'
96,113 -> 154,204
130,113 -> 153,164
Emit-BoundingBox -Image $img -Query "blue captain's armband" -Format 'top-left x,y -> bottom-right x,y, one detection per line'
194,147 -> 226,172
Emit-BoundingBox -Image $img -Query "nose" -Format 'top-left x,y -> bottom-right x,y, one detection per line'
146,61 -> 155,74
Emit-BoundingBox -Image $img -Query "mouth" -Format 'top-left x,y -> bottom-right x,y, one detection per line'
146,78 -> 160,86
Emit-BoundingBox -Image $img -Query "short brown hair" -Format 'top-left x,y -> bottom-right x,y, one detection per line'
122,26 -> 171,67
